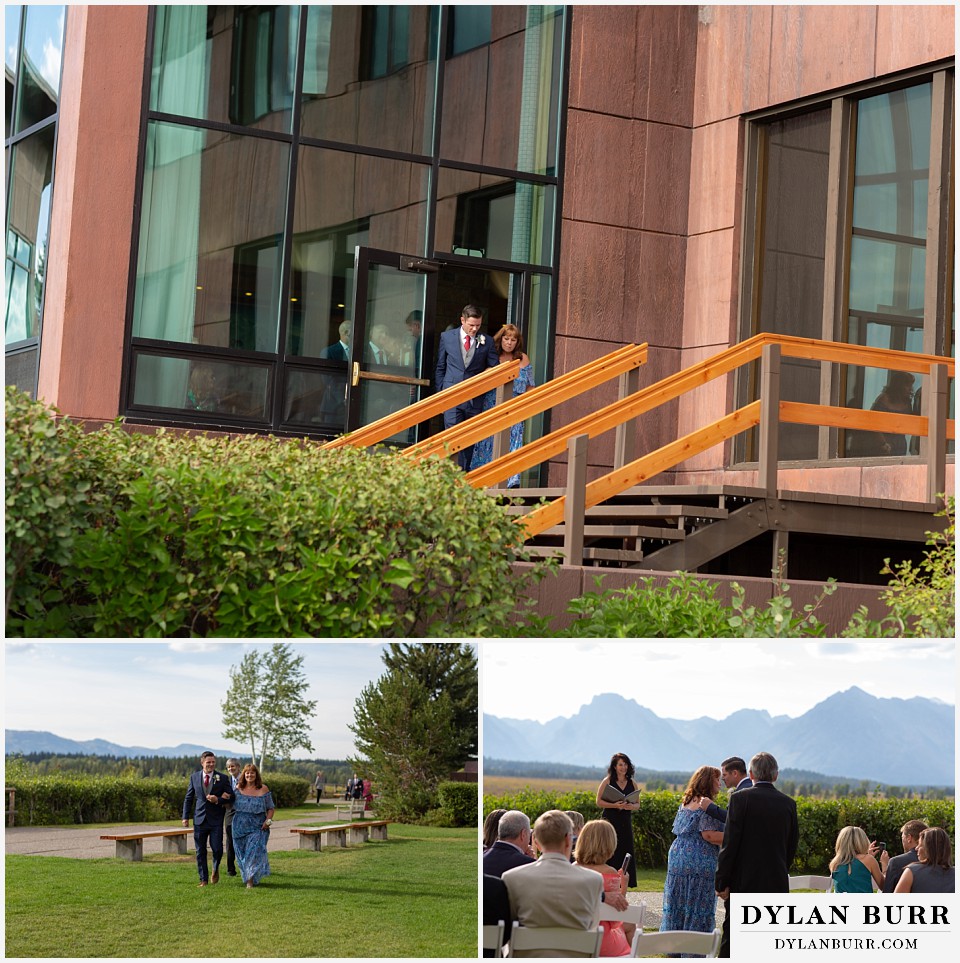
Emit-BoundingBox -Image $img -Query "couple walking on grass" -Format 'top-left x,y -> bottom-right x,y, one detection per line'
183,751 -> 275,889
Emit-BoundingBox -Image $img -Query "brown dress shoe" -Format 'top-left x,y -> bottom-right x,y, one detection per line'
199,881 -> 208,887
211,871 -> 219,884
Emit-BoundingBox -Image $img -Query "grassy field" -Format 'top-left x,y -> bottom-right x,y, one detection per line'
5,824 -> 475,958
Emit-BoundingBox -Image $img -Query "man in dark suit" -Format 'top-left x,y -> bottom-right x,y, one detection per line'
320,321 -> 351,362
434,304 -> 499,470
224,758 -> 241,877
699,756 -> 752,824
182,751 -> 234,887
482,809 -> 535,877
882,819 -> 927,892
483,874 -> 512,957
715,752 -> 798,958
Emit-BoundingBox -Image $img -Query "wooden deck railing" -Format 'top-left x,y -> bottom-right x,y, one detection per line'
518,337 -> 954,546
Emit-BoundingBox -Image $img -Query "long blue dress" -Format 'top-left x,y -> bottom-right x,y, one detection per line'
660,806 -> 724,952
233,790 -> 274,885
469,363 -> 535,486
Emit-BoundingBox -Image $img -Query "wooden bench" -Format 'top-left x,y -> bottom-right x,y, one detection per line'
289,821 -> 388,851
335,800 -> 367,820
99,829 -> 191,862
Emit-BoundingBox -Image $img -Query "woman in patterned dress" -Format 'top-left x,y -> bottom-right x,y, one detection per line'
660,766 -> 725,953
232,763 -> 275,889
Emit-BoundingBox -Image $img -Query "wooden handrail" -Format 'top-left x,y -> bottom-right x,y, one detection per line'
779,401 -> 955,439
402,343 -> 648,463
519,402 -> 763,537
772,333 -> 956,376
321,359 -> 521,450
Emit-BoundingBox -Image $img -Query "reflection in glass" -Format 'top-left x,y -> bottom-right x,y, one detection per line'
441,6 -> 564,175
14,4 -> 63,134
5,5 -> 22,137
437,168 -> 555,266
133,121 -> 289,352
448,6 -> 491,58
4,125 -> 55,344
283,366 -> 348,428
151,5 -> 298,134
301,5 -> 437,154
132,352 -> 271,420
288,146 -> 429,357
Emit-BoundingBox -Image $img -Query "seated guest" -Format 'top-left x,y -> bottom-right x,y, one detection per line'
566,810 -> 585,860
574,820 -> 635,956
894,827 -> 955,893
483,873 -> 512,957
829,826 -> 887,892
882,820 -> 927,892
483,808 -> 508,852
483,809 -> 535,878
503,810 -> 603,956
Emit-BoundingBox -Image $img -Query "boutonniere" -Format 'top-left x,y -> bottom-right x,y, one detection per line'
479,335 -> 486,346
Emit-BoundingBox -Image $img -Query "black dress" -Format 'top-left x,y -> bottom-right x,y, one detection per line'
601,777 -> 638,887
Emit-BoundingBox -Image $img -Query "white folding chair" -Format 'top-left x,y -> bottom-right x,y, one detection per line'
507,925 -> 604,957
483,921 -> 505,958
788,874 -> 834,892
631,926 -> 722,958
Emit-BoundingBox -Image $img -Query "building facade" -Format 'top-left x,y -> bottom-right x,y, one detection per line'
5,5 -> 954,500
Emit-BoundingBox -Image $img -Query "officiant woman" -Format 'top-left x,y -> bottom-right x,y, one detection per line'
596,752 -> 639,886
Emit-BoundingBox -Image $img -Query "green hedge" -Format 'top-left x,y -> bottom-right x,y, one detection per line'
484,791 -> 955,873
5,387 -> 544,637
436,781 -> 478,827
7,772 -> 311,826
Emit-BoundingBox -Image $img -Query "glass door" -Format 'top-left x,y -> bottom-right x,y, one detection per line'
346,247 -> 437,443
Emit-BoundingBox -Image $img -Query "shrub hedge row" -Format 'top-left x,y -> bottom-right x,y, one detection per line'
435,781 -> 478,827
484,790 -> 955,874
6,387 -> 542,637
7,773 -> 311,826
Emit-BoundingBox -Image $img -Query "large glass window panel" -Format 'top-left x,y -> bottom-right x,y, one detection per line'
131,351 -> 271,421
133,121 -> 289,354
301,5 -> 437,155
441,6 -> 563,175
5,125 -> 54,345
283,366 -> 348,429
5,5 -> 22,137
436,168 -> 555,266
447,6 -> 491,57
288,146 -> 429,357
13,4 -> 63,134
151,5 -> 297,134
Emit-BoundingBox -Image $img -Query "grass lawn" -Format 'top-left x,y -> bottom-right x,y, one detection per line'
6,824 -> 475,957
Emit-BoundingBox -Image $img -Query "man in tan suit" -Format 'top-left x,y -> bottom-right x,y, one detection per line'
502,810 -> 603,956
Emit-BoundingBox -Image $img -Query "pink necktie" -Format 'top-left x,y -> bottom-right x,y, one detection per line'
464,335 -> 471,351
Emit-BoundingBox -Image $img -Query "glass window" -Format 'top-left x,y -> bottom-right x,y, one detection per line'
5,6 -> 22,138
447,6 -> 490,58
13,4 -> 64,134
301,5 -> 437,155
131,350 -> 272,420
437,168 -> 555,267
151,5 -> 298,134
441,5 -> 563,175
132,121 -> 290,352
5,125 -> 55,345
288,146 -> 430,357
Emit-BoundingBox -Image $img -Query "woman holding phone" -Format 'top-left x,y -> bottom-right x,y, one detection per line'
660,766 -> 725,938
575,820 -> 636,956
596,752 -> 640,887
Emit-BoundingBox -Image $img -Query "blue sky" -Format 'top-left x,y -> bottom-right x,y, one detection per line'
481,640 -> 956,723
4,642 -> 397,759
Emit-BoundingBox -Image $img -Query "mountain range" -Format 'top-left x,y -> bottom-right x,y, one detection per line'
484,687 -> 955,787
5,730 -> 237,760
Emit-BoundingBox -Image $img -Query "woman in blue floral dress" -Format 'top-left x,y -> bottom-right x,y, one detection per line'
469,324 -> 534,487
233,763 -> 275,889
660,766 -> 725,953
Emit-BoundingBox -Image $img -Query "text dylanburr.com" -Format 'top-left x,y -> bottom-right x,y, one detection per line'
730,894 -> 957,960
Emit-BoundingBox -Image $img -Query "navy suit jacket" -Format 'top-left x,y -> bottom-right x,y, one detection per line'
320,341 -> 348,362
715,782 -> 798,894
483,873 -> 513,956
703,777 -> 752,824
482,840 -> 535,878
435,328 -> 499,411
183,770 -> 234,828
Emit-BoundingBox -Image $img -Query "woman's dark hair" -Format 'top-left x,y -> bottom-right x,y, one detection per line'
919,827 -> 952,870
607,753 -> 635,781
495,324 -> 525,358
483,808 -> 508,849
682,766 -> 721,806
240,763 -> 263,790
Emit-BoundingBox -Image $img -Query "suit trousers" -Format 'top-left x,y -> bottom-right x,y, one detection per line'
193,825 -> 223,881
225,822 -> 236,875
442,402 -> 478,470
719,897 -> 731,957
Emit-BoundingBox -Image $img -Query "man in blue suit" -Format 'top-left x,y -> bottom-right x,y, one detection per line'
182,751 -> 234,887
434,304 -> 499,470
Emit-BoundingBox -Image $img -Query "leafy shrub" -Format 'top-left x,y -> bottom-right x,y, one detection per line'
485,791 -> 955,872
551,572 -> 833,638
5,388 -> 545,637
432,781 -> 478,827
